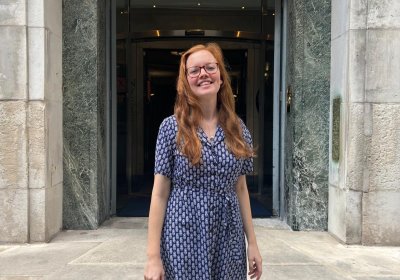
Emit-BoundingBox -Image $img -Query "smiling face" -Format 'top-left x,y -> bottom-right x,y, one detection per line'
185,50 -> 223,100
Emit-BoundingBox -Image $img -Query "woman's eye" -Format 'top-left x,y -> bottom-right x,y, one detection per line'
206,64 -> 217,71
189,68 -> 199,74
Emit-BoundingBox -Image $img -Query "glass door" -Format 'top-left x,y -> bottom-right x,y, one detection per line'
115,40 -> 273,217
112,0 -> 277,218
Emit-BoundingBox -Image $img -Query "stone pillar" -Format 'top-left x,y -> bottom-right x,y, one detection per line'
63,0 -> 109,229
0,0 -> 63,242
329,0 -> 400,245
284,0 -> 331,230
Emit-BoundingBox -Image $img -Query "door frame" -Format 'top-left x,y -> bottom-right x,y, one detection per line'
272,0 -> 288,219
108,1 -> 286,217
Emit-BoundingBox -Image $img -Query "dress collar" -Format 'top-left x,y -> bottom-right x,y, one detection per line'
197,124 -> 224,145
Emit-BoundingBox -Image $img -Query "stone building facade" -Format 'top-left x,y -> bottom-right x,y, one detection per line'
0,0 -> 63,242
0,0 -> 399,245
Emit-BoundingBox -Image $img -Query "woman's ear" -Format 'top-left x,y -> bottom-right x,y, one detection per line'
220,80 -> 224,85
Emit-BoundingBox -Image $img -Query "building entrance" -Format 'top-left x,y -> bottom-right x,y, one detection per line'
116,40 -> 274,217
114,1 -> 276,217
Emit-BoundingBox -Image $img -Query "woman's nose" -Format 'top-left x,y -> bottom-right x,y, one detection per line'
199,67 -> 208,77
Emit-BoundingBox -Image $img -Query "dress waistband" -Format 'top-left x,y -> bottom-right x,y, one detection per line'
172,176 -> 235,194
172,184 -> 235,195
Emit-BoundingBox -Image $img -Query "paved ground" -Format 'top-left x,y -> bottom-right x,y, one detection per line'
0,217 -> 399,280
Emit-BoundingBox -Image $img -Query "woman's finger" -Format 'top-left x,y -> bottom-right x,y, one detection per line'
248,258 -> 253,272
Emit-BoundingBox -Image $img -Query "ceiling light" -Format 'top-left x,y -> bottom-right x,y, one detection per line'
197,3 -> 201,6
170,51 -> 185,56
241,6 -> 245,10
153,4 -> 156,8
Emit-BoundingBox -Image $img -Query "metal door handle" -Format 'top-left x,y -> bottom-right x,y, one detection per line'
286,86 -> 292,113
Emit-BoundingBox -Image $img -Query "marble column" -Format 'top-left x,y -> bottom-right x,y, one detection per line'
284,0 -> 331,230
63,0 -> 109,229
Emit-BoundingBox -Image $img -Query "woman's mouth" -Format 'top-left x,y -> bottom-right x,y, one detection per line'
197,80 -> 213,86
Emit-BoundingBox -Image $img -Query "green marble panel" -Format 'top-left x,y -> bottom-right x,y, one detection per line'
63,0 -> 108,229
285,0 -> 331,230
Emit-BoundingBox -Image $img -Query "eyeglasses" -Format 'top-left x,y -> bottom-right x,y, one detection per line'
186,63 -> 219,78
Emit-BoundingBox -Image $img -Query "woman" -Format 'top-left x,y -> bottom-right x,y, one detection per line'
144,43 -> 262,280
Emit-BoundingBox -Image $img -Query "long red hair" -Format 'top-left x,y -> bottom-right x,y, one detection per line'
175,42 -> 254,165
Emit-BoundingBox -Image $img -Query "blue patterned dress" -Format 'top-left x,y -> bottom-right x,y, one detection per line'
154,115 -> 253,280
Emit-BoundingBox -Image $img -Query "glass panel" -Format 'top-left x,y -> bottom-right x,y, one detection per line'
116,39 -> 128,197
143,49 -> 179,173
116,0 -> 129,33
260,42 -> 275,213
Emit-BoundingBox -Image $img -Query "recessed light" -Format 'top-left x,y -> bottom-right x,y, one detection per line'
241,6 -> 245,10
153,4 -> 156,8
197,3 -> 201,6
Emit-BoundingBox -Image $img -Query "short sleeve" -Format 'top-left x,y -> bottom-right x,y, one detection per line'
154,117 -> 176,178
239,119 -> 254,175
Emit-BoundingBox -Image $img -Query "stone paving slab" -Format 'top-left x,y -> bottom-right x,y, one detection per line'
284,239 -> 400,276
0,277 -> 43,280
0,246 -> 13,254
44,265 -> 143,280
100,217 -> 148,229
252,218 -> 292,230
258,236 -> 318,265
51,228 -> 138,243
353,277 -> 400,280
264,264 -> 351,280
0,218 -> 399,280
0,243 -> 99,276
265,228 -> 340,243
70,230 -> 147,266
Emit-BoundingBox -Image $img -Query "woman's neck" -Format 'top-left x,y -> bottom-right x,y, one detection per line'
199,97 -> 218,121
198,98 -> 218,139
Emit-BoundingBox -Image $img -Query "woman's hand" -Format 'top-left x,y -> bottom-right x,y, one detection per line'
247,243 -> 263,279
144,256 -> 165,280
145,175 -> 170,280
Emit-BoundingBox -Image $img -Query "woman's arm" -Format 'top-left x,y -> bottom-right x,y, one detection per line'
144,174 -> 171,280
236,175 -> 262,280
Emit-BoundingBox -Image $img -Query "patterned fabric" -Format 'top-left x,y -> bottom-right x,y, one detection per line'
154,115 -> 253,280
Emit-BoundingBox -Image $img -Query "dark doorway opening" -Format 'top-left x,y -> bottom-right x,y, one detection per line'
116,45 -> 272,217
